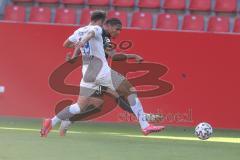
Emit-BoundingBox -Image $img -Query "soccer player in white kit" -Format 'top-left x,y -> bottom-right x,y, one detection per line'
40,11 -> 164,137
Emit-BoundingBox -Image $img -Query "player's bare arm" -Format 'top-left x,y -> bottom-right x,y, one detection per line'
66,47 -> 81,62
63,39 -> 75,48
105,49 -> 144,63
112,53 -> 143,63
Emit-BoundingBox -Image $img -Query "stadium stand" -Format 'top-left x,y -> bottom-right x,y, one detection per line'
163,0 -> 186,10
0,0 -> 239,33
62,0 -> 84,5
88,0 -> 110,9
233,17 -> 240,32
207,16 -> 230,32
214,0 -> 237,13
29,6 -> 51,23
113,0 -> 135,11
55,8 -> 77,25
3,5 -> 26,22
131,11 -> 152,29
79,8 -> 91,26
182,14 -> 205,31
35,0 -> 58,4
12,0 -> 33,3
138,0 -> 160,9
108,10 -> 128,27
113,0 -> 135,8
156,13 -> 179,30
189,0 -> 212,12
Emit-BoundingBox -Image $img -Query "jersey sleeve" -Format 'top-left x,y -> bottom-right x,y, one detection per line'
68,30 -> 79,43
90,26 -> 102,37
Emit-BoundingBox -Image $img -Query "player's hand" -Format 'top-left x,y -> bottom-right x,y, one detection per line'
75,41 -> 84,48
66,52 -> 72,62
66,52 -> 78,64
135,55 -> 144,63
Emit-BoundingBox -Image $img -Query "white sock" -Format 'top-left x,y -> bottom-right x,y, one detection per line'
51,103 -> 80,127
128,95 -> 149,129
51,116 -> 61,127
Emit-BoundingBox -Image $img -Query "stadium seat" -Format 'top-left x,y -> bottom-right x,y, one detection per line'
55,8 -> 77,25
163,0 -> 186,10
182,15 -> 205,31
113,0 -> 135,8
189,0 -> 211,11
12,0 -> 33,2
207,16 -> 229,32
233,17 -> 240,33
3,5 -> 26,22
138,0 -> 160,9
131,11 -> 152,29
108,10 -> 128,27
62,0 -> 84,5
156,13 -> 178,30
35,0 -> 58,3
88,0 -> 110,6
80,8 -> 92,25
29,7 -> 51,23
214,0 -> 237,12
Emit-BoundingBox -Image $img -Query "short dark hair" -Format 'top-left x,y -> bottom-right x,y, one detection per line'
91,10 -> 107,22
105,18 -> 122,27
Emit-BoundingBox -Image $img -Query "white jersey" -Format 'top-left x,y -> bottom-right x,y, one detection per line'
68,25 -> 111,78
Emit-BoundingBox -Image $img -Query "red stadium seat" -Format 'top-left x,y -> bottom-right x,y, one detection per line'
113,0 -> 135,8
29,7 -> 51,23
207,16 -> 229,32
214,0 -> 237,12
156,13 -> 178,30
163,0 -> 186,10
80,8 -> 92,25
55,8 -> 77,25
233,17 -> 240,33
182,15 -> 204,31
36,0 -> 58,3
88,0 -> 110,6
189,0 -> 211,11
131,11 -> 152,29
138,0 -> 160,9
3,5 -> 26,22
62,0 -> 84,5
12,0 -> 33,2
108,10 -> 128,27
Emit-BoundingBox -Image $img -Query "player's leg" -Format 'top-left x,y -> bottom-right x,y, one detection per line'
105,87 -> 163,122
58,86 -> 163,136
59,92 -> 105,136
40,85 -> 101,137
40,96 -> 86,137
110,70 -> 165,135
117,95 -> 163,122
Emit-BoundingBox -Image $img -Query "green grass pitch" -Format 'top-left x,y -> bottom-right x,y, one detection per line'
0,117 -> 239,160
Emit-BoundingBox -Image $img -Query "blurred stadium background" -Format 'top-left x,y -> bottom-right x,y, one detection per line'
1,0 -> 240,31
0,0 -> 240,160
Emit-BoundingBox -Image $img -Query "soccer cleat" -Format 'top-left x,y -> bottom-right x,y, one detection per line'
144,113 -> 164,122
59,120 -> 72,136
142,124 -> 165,136
40,118 -> 52,137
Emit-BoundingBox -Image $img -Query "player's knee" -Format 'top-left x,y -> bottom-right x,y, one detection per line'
69,103 -> 81,114
127,94 -> 138,106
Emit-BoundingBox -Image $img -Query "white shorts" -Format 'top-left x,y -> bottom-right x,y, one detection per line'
80,69 -> 125,96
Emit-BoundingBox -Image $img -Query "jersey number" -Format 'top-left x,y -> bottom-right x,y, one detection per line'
83,42 -> 90,56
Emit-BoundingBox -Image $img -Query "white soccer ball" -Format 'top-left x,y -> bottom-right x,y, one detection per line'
195,122 -> 213,140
